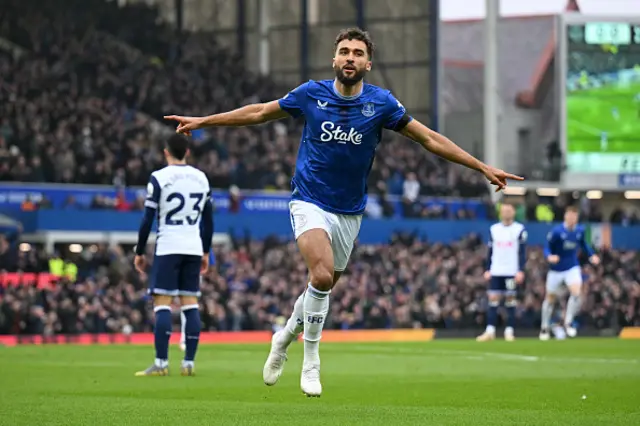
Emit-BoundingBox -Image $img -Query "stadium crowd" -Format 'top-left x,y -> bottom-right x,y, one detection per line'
0,0 -> 488,200
1,232 -> 638,336
1,0 -> 639,338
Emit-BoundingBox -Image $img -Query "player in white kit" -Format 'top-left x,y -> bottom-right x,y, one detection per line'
134,134 -> 213,377
477,203 -> 527,342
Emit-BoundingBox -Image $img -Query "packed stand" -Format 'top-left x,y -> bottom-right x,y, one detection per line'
1,231 -> 638,336
0,0 -> 166,186
0,0 -> 488,202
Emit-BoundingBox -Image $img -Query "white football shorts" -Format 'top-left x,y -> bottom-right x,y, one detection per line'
545,266 -> 582,294
289,200 -> 362,272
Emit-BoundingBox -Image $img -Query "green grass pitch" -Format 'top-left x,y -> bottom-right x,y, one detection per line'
566,84 -> 640,153
1,339 -> 639,425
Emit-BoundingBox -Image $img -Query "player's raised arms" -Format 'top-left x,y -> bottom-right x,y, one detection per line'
166,101 -> 524,193
164,27 -> 525,397
164,100 -> 288,134
398,119 -> 523,192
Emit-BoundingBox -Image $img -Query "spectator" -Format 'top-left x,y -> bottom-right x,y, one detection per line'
402,172 -> 421,218
20,195 -> 37,211
0,234 -> 18,271
0,0 -> 492,208
1,233 -> 638,335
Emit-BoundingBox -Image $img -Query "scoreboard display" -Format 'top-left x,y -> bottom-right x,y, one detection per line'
562,18 -> 640,175
581,22 -> 640,45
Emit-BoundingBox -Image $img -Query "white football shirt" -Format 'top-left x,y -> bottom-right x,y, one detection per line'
488,221 -> 527,277
145,165 -> 211,256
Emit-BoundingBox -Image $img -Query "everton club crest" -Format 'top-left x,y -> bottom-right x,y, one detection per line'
361,102 -> 375,117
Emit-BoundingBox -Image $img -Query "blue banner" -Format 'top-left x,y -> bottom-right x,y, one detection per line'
0,183 -> 290,213
0,183 -> 487,218
3,209 -> 640,249
618,174 -> 640,188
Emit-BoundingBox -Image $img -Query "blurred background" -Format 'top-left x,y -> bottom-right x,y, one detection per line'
0,0 -> 639,339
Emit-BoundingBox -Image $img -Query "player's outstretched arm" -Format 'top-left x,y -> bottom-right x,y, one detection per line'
164,100 -> 289,135
399,119 -> 524,191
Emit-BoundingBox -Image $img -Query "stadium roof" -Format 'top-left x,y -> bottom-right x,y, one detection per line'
441,0 -> 579,113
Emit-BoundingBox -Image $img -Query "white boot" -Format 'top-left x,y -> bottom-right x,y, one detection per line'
300,363 -> 322,397
263,331 -> 290,386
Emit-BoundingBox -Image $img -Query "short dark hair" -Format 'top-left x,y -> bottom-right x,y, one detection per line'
166,134 -> 189,160
566,205 -> 580,214
334,27 -> 375,59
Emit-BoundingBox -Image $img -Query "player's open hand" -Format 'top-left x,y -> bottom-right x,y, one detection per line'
547,254 -> 560,264
482,166 -> 524,192
515,271 -> 525,284
483,271 -> 491,281
200,254 -> 209,275
163,115 -> 205,136
134,255 -> 147,274
590,254 -> 601,266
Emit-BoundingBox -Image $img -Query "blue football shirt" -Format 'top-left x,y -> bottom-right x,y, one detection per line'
544,224 -> 595,272
278,79 -> 412,215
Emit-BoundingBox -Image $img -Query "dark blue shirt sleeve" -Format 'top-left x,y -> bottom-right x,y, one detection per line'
383,92 -> 413,130
485,233 -> 493,270
543,229 -> 556,258
518,228 -> 528,271
136,176 -> 160,256
135,207 -> 156,256
277,82 -> 309,119
145,176 -> 161,209
200,198 -> 214,254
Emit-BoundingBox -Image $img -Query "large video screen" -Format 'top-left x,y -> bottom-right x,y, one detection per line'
565,22 -> 640,173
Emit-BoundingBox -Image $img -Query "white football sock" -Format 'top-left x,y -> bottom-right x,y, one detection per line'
272,291 -> 305,351
303,283 -> 330,367
284,291 -> 305,336
180,311 -> 186,344
541,299 -> 554,330
565,295 -> 581,326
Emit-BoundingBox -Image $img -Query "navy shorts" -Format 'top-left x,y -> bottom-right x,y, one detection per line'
149,254 -> 201,297
489,276 -> 517,294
